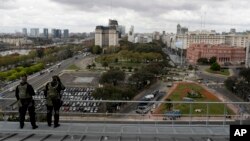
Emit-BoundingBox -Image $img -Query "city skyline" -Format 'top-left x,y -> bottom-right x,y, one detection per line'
1,0 -> 250,33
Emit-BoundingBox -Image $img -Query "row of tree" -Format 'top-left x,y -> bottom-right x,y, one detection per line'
0,63 -> 44,81
224,68 -> 250,101
96,51 -> 163,64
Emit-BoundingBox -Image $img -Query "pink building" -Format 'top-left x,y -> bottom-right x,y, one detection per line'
187,43 -> 246,65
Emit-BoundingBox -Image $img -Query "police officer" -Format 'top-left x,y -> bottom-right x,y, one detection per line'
44,75 -> 65,128
15,74 -> 38,129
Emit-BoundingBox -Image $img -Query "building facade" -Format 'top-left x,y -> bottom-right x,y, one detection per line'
246,42 -> 250,68
95,20 -> 119,47
177,24 -> 188,35
22,28 -> 27,36
128,25 -> 135,43
43,28 -> 49,38
0,37 -> 33,46
52,29 -> 62,38
30,28 -> 39,37
63,29 -> 69,38
176,30 -> 225,49
187,43 -> 246,65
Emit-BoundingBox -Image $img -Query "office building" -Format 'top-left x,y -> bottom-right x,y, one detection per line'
95,19 -> 119,47
30,28 -> 39,37
22,28 -> 27,36
43,28 -> 49,38
128,25 -> 135,43
177,24 -> 188,35
52,29 -> 62,38
63,29 -> 69,38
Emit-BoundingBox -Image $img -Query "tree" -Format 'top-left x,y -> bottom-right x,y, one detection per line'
36,48 -> 44,58
210,62 -> 221,71
197,58 -> 208,64
99,70 -> 125,86
239,68 -> 250,82
128,70 -> 155,89
92,63 -> 96,69
86,64 -> 92,69
91,45 -> 102,54
209,56 -> 217,64
224,76 -> 237,92
188,65 -> 193,70
102,62 -> 109,70
165,98 -> 173,111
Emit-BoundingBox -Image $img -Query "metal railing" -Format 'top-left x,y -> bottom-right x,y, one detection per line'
0,97 -> 249,126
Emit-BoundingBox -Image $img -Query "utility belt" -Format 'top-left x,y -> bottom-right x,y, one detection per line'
18,98 -> 34,108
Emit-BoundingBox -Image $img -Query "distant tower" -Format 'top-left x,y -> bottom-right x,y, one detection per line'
177,24 -> 181,35
43,28 -> 49,38
22,28 -> 27,36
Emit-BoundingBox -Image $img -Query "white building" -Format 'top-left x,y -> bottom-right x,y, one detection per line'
134,34 -> 153,43
225,34 -> 248,48
128,26 -> 135,43
95,20 -> 119,47
176,30 -> 225,49
0,37 -> 33,46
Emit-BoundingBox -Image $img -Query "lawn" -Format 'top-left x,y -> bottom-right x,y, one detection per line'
156,82 -> 234,116
66,64 -> 80,70
205,68 -> 230,76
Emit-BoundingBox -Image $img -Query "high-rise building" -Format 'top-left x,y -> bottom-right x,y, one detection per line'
51,29 -> 62,38
128,25 -> 135,43
153,31 -> 160,40
177,24 -> 188,35
109,19 -> 118,27
63,29 -> 69,38
30,28 -> 39,37
43,28 -> 49,38
22,28 -> 27,36
95,19 -> 119,47
117,25 -> 126,37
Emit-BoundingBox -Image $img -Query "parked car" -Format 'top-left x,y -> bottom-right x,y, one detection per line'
163,110 -> 181,120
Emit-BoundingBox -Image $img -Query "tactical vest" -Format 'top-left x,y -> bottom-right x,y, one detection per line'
47,82 -> 60,106
47,82 -> 60,99
18,84 -> 31,99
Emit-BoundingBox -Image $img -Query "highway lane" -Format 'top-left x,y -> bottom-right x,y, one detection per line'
0,54 -> 92,110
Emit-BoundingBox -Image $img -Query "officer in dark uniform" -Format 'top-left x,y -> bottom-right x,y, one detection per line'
15,74 -> 38,129
44,75 -> 65,128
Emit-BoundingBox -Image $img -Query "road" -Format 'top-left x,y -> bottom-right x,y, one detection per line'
0,54 -> 95,110
119,80 -> 168,115
195,66 -> 250,114
162,47 -> 185,66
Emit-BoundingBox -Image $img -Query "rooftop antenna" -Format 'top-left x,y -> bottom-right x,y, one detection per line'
204,12 -> 206,29
110,0 -> 113,19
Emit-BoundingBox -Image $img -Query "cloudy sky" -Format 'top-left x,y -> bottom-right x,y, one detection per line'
1,0 -> 250,33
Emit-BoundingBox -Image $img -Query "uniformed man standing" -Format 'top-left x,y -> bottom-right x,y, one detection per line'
15,74 -> 38,129
44,75 -> 65,128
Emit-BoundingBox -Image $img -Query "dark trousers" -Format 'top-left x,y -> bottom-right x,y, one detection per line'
19,99 -> 36,127
46,99 -> 61,126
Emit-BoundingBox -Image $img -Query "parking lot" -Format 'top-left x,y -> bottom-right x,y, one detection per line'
34,87 -> 102,113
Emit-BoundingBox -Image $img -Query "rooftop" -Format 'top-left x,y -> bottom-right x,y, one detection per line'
0,122 -> 229,141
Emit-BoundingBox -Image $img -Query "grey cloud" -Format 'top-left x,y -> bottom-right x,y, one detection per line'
51,0 -> 200,14
0,0 -> 17,9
